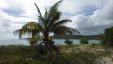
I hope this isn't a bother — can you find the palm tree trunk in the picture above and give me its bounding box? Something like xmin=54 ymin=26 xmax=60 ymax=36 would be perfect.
xmin=43 ymin=29 xmax=51 ymax=51
xmin=42 ymin=29 xmax=59 ymax=53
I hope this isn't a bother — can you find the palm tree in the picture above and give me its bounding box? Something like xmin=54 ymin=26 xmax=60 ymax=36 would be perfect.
xmin=14 ymin=1 xmax=79 ymax=53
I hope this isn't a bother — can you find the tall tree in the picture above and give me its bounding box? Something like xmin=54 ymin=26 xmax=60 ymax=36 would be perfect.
xmin=14 ymin=1 xmax=79 ymax=54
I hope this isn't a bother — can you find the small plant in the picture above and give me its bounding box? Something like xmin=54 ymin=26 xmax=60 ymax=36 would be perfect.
xmin=80 ymin=38 xmax=89 ymax=44
xmin=91 ymin=43 xmax=97 ymax=47
xmin=64 ymin=39 xmax=73 ymax=45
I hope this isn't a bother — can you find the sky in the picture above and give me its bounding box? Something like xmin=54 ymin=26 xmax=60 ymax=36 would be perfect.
xmin=0 ymin=0 xmax=113 ymax=40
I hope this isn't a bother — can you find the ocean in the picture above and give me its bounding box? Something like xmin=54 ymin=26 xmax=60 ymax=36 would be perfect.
xmin=0 ymin=39 xmax=100 ymax=45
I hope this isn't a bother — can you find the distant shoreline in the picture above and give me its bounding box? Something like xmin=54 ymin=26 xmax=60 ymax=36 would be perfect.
xmin=50 ymin=35 xmax=101 ymax=40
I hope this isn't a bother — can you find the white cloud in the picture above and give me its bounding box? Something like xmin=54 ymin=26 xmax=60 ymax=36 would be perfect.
xmin=69 ymin=0 xmax=113 ymax=35
xmin=0 ymin=0 xmax=9 ymax=9
xmin=0 ymin=0 xmax=113 ymax=40
xmin=59 ymin=0 xmax=107 ymax=15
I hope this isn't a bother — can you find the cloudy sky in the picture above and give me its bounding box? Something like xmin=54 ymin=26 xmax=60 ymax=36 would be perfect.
xmin=0 ymin=0 xmax=113 ymax=40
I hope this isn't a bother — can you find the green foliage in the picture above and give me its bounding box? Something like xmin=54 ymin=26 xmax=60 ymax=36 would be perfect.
xmin=64 ymin=39 xmax=73 ymax=45
xmin=28 ymin=36 xmax=42 ymax=46
xmin=80 ymin=38 xmax=89 ymax=44
xmin=91 ymin=43 xmax=97 ymax=47
xmin=91 ymin=43 xmax=97 ymax=45
xmin=101 ymin=26 xmax=113 ymax=46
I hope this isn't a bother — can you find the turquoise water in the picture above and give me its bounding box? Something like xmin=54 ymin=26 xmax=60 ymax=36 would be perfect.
xmin=0 ymin=39 xmax=100 ymax=45
xmin=0 ymin=39 xmax=29 ymax=45
xmin=54 ymin=39 xmax=100 ymax=45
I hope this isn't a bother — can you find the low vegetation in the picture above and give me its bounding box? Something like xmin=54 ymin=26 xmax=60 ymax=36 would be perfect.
xmin=80 ymin=38 xmax=89 ymax=44
xmin=64 ymin=39 xmax=73 ymax=45
xmin=0 ymin=45 xmax=113 ymax=64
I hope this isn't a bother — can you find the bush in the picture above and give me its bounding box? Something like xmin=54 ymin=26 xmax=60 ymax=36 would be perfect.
xmin=101 ymin=26 xmax=113 ymax=46
xmin=91 ymin=43 xmax=97 ymax=47
xmin=80 ymin=38 xmax=89 ymax=44
xmin=64 ymin=39 xmax=73 ymax=45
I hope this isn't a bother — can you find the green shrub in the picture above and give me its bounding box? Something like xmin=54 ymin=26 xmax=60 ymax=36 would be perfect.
xmin=64 ymin=39 xmax=73 ymax=45
xmin=101 ymin=26 xmax=113 ymax=46
xmin=91 ymin=43 xmax=97 ymax=47
xmin=80 ymin=38 xmax=89 ymax=44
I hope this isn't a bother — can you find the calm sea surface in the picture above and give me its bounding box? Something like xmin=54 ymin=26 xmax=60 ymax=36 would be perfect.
xmin=0 ymin=39 xmax=100 ymax=45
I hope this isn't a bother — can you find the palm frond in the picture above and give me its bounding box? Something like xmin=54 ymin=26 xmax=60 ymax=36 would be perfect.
xmin=46 ymin=1 xmax=62 ymax=26
xmin=22 ymin=22 xmax=43 ymax=30
xmin=13 ymin=29 xmax=27 ymax=38
xmin=50 ymin=26 xmax=80 ymax=35
xmin=44 ymin=8 xmax=48 ymax=20
xmin=34 ymin=3 xmax=44 ymax=25
xmin=47 ymin=11 xmax=61 ymax=27
xmin=34 ymin=3 xmax=43 ymax=18
xmin=14 ymin=22 xmax=43 ymax=38
xmin=52 ymin=19 xmax=71 ymax=26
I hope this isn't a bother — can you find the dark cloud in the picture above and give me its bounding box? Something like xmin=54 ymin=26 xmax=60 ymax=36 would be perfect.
xmin=81 ymin=6 xmax=97 ymax=16
xmin=3 ymin=8 xmax=24 ymax=17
